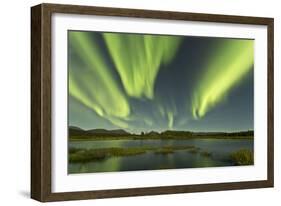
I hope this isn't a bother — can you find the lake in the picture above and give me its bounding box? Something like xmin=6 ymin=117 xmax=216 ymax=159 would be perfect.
xmin=68 ymin=138 xmax=253 ymax=174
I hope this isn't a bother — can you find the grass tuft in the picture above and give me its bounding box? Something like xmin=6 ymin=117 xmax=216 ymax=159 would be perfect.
xmin=200 ymin=151 xmax=212 ymax=157
xmin=230 ymin=149 xmax=254 ymax=165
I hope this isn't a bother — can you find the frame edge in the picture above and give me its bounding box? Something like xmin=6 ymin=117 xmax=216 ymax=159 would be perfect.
xmin=31 ymin=4 xmax=43 ymax=201
xmin=42 ymin=3 xmax=273 ymax=24
xmin=31 ymin=3 xmax=53 ymax=202
xmin=30 ymin=3 xmax=274 ymax=202
xmin=267 ymin=18 xmax=274 ymax=188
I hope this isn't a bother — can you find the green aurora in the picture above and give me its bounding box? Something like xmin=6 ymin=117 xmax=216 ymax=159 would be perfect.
xmin=103 ymin=33 xmax=182 ymax=99
xmin=68 ymin=31 xmax=254 ymax=133
xmin=191 ymin=39 xmax=254 ymax=119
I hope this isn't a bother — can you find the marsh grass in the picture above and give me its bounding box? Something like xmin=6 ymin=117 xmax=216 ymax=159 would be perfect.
xmin=69 ymin=145 xmax=197 ymax=162
xmin=187 ymin=147 xmax=201 ymax=154
xmin=69 ymin=145 xmax=252 ymax=165
xmin=230 ymin=149 xmax=254 ymax=165
xmin=200 ymin=151 xmax=212 ymax=157
xmin=154 ymin=147 xmax=174 ymax=155
xmin=69 ymin=147 xmax=148 ymax=163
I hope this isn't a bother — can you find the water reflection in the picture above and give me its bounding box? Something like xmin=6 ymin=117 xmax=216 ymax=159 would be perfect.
xmin=69 ymin=139 xmax=253 ymax=173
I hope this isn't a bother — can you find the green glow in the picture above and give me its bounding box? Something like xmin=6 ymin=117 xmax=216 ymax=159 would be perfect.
xmin=106 ymin=116 xmax=129 ymax=129
xmin=69 ymin=74 xmax=104 ymax=117
xmin=68 ymin=31 xmax=253 ymax=133
xmin=155 ymin=102 xmax=177 ymax=129
xmin=103 ymin=33 xmax=182 ymax=99
xmin=69 ymin=32 xmax=130 ymax=125
xmin=192 ymin=39 xmax=254 ymax=119
xmin=167 ymin=111 xmax=174 ymax=129
xmin=144 ymin=118 xmax=153 ymax=126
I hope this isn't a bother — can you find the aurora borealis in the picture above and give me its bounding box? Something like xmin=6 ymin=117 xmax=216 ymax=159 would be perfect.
xmin=191 ymin=39 xmax=254 ymax=119
xmin=68 ymin=31 xmax=254 ymax=133
xmin=103 ymin=33 xmax=182 ymax=99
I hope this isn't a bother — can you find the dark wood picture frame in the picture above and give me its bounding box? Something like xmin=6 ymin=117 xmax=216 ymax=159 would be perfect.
xmin=31 ymin=3 xmax=274 ymax=202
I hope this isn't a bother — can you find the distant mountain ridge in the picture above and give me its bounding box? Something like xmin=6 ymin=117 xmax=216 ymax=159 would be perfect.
xmin=87 ymin=129 xmax=130 ymax=135
xmin=69 ymin=126 xmax=130 ymax=136
xmin=69 ymin=126 xmax=83 ymax=131
xmin=69 ymin=126 xmax=253 ymax=137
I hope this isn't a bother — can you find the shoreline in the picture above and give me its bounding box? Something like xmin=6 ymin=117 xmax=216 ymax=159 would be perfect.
xmin=69 ymin=135 xmax=254 ymax=141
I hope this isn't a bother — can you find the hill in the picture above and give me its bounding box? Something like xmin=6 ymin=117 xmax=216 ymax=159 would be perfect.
xmin=69 ymin=126 xmax=130 ymax=137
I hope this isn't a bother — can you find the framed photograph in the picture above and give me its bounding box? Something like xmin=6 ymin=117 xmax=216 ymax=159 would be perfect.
xmin=31 ymin=3 xmax=274 ymax=202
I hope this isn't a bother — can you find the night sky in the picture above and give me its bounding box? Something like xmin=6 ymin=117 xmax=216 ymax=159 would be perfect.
xmin=68 ymin=30 xmax=254 ymax=133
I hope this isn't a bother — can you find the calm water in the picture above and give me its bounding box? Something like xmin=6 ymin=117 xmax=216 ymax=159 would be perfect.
xmin=68 ymin=138 xmax=253 ymax=173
